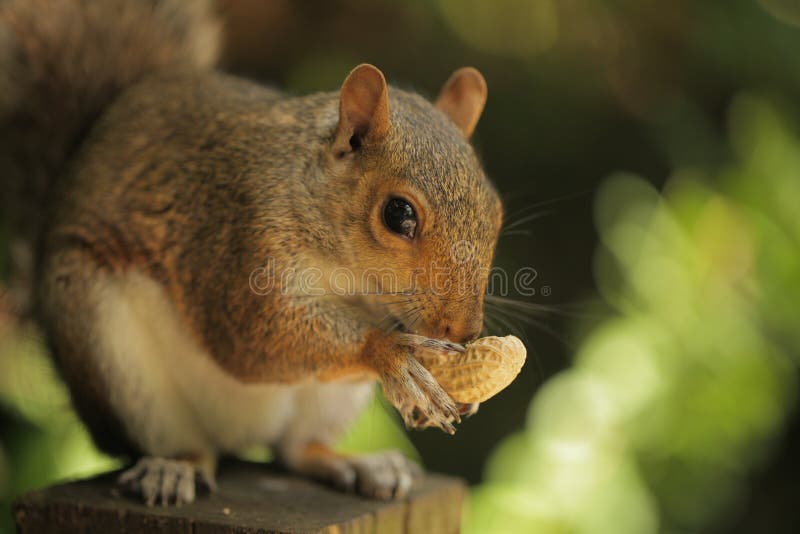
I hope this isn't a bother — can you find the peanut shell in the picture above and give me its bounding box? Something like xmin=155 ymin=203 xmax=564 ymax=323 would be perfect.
xmin=415 ymin=335 xmax=526 ymax=403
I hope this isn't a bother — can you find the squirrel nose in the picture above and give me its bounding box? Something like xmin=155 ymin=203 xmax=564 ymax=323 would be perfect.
xmin=443 ymin=316 xmax=483 ymax=344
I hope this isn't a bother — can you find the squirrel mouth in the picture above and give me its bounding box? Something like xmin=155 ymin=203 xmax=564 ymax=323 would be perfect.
xmin=384 ymin=312 xmax=412 ymax=334
xmin=393 ymin=317 xmax=410 ymax=333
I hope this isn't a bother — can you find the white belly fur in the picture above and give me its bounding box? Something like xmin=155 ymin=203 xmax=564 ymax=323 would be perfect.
xmin=92 ymin=270 xmax=375 ymax=458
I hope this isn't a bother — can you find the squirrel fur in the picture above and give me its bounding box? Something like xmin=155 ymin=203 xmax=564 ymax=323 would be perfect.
xmin=0 ymin=0 xmax=502 ymax=504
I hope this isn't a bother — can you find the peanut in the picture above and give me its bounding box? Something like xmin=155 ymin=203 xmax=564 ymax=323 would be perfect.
xmin=414 ymin=335 xmax=526 ymax=403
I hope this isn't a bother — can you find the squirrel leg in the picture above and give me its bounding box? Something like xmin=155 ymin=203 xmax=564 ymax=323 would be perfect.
xmin=275 ymin=379 xmax=421 ymax=499
xmin=118 ymin=455 xmax=217 ymax=506
xmin=40 ymin=247 xmax=218 ymax=505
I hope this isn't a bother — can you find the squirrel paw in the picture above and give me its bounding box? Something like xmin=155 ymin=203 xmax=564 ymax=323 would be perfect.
xmin=346 ymin=451 xmax=423 ymax=500
xmin=293 ymin=449 xmax=423 ymax=500
xmin=117 ymin=456 xmax=216 ymax=506
xmin=412 ymin=402 xmax=479 ymax=429
xmin=380 ymin=354 xmax=461 ymax=434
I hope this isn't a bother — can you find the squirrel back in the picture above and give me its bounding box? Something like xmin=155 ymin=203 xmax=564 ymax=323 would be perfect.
xmin=0 ymin=0 xmax=220 ymax=312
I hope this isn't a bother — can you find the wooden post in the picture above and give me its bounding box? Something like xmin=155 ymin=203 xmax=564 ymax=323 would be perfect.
xmin=13 ymin=459 xmax=466 ymax=533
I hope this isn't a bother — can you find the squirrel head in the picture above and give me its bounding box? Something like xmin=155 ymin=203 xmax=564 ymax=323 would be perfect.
xmin=320 ymin=64 xmax=502 ymax=344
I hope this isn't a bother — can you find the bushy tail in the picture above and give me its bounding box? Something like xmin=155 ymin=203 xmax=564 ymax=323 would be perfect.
xmin=0 ymin=0 xmax=220 ymax=313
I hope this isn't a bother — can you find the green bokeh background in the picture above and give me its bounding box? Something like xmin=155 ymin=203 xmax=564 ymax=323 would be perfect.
xmin=3 ymin=1 xmax=800 ymax=532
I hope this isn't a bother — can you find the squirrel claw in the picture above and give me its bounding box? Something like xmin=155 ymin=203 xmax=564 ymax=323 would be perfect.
xmin=458 ymin=402 xmax=480 ymax=418
xmin=380 ymin=354 xmax=460 ymax=434
xmin=411 ymin=402 xmax=476 ymax=431
xmin=286 ymin=449 xmax=422 ymax=500
xmin=118 ymin=456 xmax=215 ymax=506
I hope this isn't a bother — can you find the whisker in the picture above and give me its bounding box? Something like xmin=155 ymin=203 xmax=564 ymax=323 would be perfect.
xmin=501 ymin=209 xmax=554 ymax=234
xmin=481 ymin=311 xmax=505 ymax=337
xmin=485 ymin=301 xmax=572 ymax=350
xmin=485 ymin=294 xmax=594 ymax=320
xmin=501 ymin=188 xmax=593 ymax=227
xmin=483 ymin=306 xmax=528 ymax=344
xmin=484 ymin=306 xmax=551 ymax=387
xmin=393 ymin=305 xmax=421 ymax=326
xmin=498 ymin=229 xmax=532 ymax=239
xmin=406 ymin=305 xmax=425 ymax=333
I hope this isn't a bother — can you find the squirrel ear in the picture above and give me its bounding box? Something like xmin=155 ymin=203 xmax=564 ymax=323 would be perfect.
xmin=334 ymin=64 xmax=390 ymax=156
xmin=435 ymin=67 xmax=487 ymax=139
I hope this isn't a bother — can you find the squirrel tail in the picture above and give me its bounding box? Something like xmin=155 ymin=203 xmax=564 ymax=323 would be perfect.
xmin=0 ymin=0 xmax=221 ymax=315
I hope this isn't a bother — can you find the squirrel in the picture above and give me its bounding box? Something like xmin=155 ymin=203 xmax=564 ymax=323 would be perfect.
xmin=0 ymin=0 xmax=503 ymax=505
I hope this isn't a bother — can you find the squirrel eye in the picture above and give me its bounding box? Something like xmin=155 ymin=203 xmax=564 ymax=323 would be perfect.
xmin=383 ymin=197 xmax=417 ymax=239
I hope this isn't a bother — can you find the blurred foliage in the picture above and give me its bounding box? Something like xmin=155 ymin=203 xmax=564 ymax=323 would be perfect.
xmin=0 ymin=327 xmax=120 ymax=533
xmin=4 ymin=0 xmax=800 ymax=533
xmin=467 ymin=98 xmax=800 ymax=533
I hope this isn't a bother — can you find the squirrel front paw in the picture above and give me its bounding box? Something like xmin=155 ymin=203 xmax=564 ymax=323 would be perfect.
xmin=412 ymin=401 xmax=480 ymax=429
xmin=378 ymin=351 xmax=461 ymax=434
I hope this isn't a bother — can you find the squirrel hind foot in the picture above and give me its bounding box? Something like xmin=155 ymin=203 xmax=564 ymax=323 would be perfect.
xmin=117 ymin=456 xmax=216 ymax=507
xmin=284 ymin=445 xmax=423 ymax=500
xmin=346 ymin=451 xmax=423 ymax=500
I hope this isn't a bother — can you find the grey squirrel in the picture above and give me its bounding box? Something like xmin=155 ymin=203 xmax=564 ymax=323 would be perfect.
xmin=0 ymin=0 xmax=502 ymax=504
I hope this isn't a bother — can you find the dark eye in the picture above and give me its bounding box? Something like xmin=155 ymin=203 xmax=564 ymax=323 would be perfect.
xmin=383 ymin=197 xmax=417 ymax=239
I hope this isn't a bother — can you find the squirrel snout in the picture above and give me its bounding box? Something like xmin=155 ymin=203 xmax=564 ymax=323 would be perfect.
xmin=441 ymin=316 xmax=483 ymax=344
